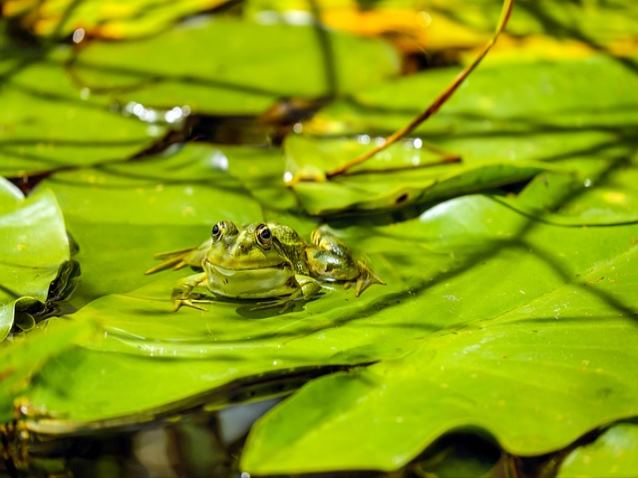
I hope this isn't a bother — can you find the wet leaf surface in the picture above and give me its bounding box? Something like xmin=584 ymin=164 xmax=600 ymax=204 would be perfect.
xmin=0 ymin=39 xmax=165 ymax=177
xmin=0 ymin=319 xmax=94 ymax=423
xmin=0 ymin=179 xmax=70 ymax=341
xmin=289 ymin=55 xmax=638 ymax=215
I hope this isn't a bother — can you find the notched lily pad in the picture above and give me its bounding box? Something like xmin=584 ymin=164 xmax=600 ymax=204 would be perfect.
xmin=0 ymin=180 xmax=74 ymax=341
xmin=284 ymin=134 xmax=563 ymax=216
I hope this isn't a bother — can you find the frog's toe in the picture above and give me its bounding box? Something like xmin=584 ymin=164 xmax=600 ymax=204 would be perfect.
xmin=354 ymin=261 xmax=385 ymax=297
xmin=172 ymin=299 xmax=208 ymax=312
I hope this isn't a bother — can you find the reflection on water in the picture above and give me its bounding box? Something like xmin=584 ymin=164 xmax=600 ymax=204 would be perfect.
xmin=20 ymin=398 xmax=281 ymax=478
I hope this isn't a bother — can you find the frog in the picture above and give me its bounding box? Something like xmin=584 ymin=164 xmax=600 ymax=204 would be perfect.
xmin=145 ymin=220 xmax=383 ymax=311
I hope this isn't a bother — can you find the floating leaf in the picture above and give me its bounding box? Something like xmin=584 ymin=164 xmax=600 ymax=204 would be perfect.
xmin=241 ymin=194 xmax=638 ymax=474
xmin=285 ymin=134 xmax=563 ymax=216
xmin=11 ymin=155 xmax=638 ymax=455
xmin=70 ymin=17 xmax=400 ymax=114
xmin=0 ymin=45 xmax=164 ymax=177
xmin=0 ymin=181 xmax=70 ymax=341
xmin=290 ymin=56 xmax=638 ymax=215
xmin=557 ymin=423 xmax=638 ymax=478
xmin=246 ymin=0 xmax=638 ymax=58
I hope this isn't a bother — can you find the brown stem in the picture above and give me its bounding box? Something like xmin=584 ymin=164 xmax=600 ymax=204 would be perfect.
xmin=326 ymin=0 xmax=515 ymax=179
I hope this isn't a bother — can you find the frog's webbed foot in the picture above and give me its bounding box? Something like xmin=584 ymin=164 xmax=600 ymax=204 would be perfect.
xmin=172 ymin=298 xmax=211 ymax=312
xmin=171 ymin=272 xmax=209 ymax=312
xmin=354 ymin=260 xmax=385 ymax=297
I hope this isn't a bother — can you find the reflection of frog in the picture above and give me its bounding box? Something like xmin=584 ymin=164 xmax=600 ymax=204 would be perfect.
xmin=146 ymin=221 xmax=383 ymax=311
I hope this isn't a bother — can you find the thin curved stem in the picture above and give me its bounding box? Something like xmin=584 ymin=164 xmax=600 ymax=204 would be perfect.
xmin=326 ymin=0 xmax=515 ymax=179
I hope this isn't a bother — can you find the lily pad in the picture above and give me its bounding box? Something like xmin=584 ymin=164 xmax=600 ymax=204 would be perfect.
xmin=290 ymin=55 xmax=638 ymax=215
xmin=285 ymin=134 xmax=565 ymax=216
xmin=557 ymin=423 xmax=638 ymax=478
xmin=246 ymin=0 xmax=638 ymax=59
xmin=11 ymin=154 xmax=638 ymax=456
xmin=0 ymin=180 xmax=71 ymax=341
xmin=241 ymin=210 xmax=638 ymax=473
xmin=70 ymin=17 xmax=400 ymax=114
xmin=0 ymin=44 xmax=164 ymax=177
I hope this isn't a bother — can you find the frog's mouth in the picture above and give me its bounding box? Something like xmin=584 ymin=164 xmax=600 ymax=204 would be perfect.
xmin=204 ymin=260 xmax=287 ymax=274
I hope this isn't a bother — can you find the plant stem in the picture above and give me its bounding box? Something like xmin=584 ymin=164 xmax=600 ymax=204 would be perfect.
xmin=326 ymin=0 xmax=515 ymax=179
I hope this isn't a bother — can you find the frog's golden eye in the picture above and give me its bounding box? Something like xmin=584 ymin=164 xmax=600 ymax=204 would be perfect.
xmin=255 ymin=224 xmax=272 ymax=249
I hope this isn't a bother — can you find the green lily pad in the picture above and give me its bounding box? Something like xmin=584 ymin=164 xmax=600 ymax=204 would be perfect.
xmin=11 ymin=154 xmax=637 ymax=454
xmin=289 ymin=55 xmax=638 ymax=215
xmin=426 ymin=0 xmax=638 ymax=49
xmin=285 ymin=134 xmax=566 ymax=216
xmin=0 ymin=180 xmax=71 ymax=341
xmin=235 ymin=157 xmax=638 ymax=473
xmin=557 ymin=423 xmax=638 ymax=478
xmin=0 ymin=44 xmax=164 ymax=177
xmin=70 ymin=17 xmax=400 ymax=114
xmin=241 ymin=222 xmax=638 ymax=473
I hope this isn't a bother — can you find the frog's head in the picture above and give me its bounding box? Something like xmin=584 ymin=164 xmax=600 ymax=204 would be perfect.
xmin=202 ymin=220 xmax=298 ymax=299
xmin=205 ymin=220 xmax=288 ymax=269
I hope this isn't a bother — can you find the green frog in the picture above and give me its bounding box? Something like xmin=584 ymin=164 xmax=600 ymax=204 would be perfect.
xmin=145 ymin=221 xmax=383 ymax=311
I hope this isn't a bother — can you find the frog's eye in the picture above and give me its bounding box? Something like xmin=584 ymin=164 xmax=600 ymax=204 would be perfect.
xmin=211 ymin=222 xmax=224 ymax=241
xmin=255 ymin=224 xmax=272 ymax=249
xmin=212 ymin=220 xmax=238 ymax=241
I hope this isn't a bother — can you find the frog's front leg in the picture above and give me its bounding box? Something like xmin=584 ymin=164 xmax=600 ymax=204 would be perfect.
xmin=295 ymin=274 xmax=322 ymax=299
xmin=171 ymin=272 xmax=209 ymax=311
